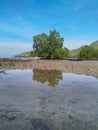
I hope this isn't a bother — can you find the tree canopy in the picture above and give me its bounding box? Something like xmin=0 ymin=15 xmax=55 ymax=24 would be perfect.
xmin=78 ymin=45 xmax=98 ymax=59
xmin=32 ymin=30 xmax=69 ymax=59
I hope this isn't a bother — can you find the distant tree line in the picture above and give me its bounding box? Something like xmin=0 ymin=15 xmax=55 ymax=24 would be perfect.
xmin=31 ymin=30 xmax=69 ymax=59
xmin=78 ymin=45 xmax=98 ymax=59
xmin=31 ymin=29 xmax=98 ymax=59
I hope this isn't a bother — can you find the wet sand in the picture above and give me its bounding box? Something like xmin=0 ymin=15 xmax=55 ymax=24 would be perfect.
xmin=0 ymin=59 xmax=98 ymax=78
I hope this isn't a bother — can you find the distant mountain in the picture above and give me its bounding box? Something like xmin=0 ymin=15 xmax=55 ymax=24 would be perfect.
xmin=15 ymin=40 xmax=98 ymax=58
xmin=90 ymin=40 xmax=98 ymax=49
xmin=69 ymin=46 xmax=83 ymax=58
xmin=70 ymin=40 xmax=98 ymax=57
xmin=14 ymin=51 xmax=32 ymax=57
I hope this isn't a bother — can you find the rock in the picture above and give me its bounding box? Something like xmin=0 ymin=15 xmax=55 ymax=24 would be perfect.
xmin=31 ymin=119 xmax=51 ymax=130
xmin=5 ymin=112 xmax=17 ymax=121
xmin=0 ymin=109 xmax=23 ymax=121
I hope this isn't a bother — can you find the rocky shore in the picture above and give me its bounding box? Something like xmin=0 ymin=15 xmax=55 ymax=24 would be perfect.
xmin=0 ymin=58 xmax=98 ymax=78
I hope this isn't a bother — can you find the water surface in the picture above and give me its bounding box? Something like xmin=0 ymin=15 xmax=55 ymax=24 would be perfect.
xmin=0 ymin=69 xmax=98 ymax=130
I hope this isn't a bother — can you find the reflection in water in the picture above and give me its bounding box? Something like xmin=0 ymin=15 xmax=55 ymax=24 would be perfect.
xmin=33 ymin=69 xmax=62 ymax=86
xmin=0 ymin=70 xmax=7 ymax=80
xmin=0 ymin=69 xmax=98 ymax=130
xmin=0 ymin=73 xmax=3 ymax=80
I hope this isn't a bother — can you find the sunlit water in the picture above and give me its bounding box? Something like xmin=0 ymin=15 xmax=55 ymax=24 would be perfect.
xmin=0 ymin=69 xmax=98 ymax=130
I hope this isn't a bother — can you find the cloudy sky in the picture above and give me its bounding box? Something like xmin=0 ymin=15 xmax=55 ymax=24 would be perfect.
xmin=0 ymin=0 xmax=98 ymax=57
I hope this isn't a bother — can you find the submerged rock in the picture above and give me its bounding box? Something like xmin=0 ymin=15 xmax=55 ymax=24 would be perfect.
xmin=31 ymin=119 xmax=51 ymax=130
xmin=0 ymin=109 xmax=23 ymax=121
xmin=23 ymin=118 xmax=51 ymax=130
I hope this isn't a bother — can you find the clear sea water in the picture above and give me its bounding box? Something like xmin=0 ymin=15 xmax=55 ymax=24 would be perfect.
xmin=0 ymin=69 xmax=98 ymax=130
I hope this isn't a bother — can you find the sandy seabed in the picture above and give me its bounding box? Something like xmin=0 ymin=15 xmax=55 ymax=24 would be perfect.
xmin=0 ymin=59 xmax=98 ymax=130
xmin=0 ymin=59 xmax=98 ymax=78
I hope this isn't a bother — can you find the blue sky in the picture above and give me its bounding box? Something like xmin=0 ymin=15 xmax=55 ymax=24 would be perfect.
xmin=0 ymin=0 xmax=98 ymax=57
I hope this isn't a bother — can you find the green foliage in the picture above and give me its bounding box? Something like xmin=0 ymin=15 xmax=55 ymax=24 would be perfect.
xmin=63 ymin=47 xmax=69 ymax=57
xmin=78 ymin=45 xmax=98 ymax=59
xmin=32 ymin=30 xmax=69 ymax=59
xmin=70 ymin=40 xmax=98 ymax=58
xmin=30 ymin=50 xmax=37 ymax=57
xmin=94 ymin=49 xmax=98 ymax=58
xmin=90 ymin=40 xmax=98 ymax=49
xmin=53 ymin=48 xmax=69 ymax=59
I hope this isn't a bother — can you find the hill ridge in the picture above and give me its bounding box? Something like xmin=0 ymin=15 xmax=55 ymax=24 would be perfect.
xmin=15 ymin=40 xmax=98 ymax=57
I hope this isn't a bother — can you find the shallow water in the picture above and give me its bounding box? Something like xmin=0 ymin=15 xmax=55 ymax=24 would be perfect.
xmin=0 ymin=69 xmax=98 ymax=130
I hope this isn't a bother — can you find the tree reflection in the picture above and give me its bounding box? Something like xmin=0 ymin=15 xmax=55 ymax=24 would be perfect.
xmin=33 ymin=69 xmax=62 ymax=87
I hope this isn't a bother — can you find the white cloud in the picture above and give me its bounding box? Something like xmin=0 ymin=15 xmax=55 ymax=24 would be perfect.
xmin=0 ymin=40 xmax=32 ymax=57
xmin=64 ymin=39 xmax=93 ymax=50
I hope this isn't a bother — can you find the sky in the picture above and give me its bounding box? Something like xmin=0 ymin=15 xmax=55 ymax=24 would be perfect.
xmin=0 ymin=0 xmax=98 ymax=57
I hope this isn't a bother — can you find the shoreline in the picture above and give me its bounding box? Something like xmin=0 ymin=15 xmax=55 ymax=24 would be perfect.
xmin=0 ymin=59 xmax=98 ymax=78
